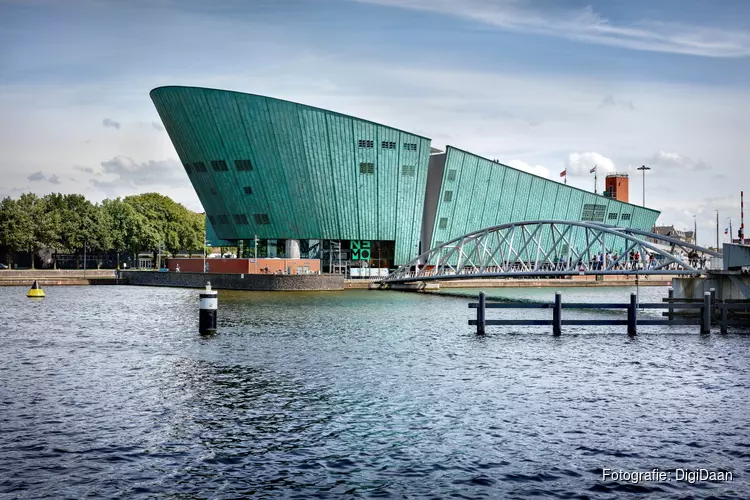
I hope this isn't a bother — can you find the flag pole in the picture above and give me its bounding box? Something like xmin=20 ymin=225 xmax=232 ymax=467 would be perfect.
xmin=594 ymin=165 xmax=598 ymax=194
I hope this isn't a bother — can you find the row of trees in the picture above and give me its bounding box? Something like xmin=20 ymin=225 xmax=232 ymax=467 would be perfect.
xmin=0 ymin=192 xmax=206 ymax=269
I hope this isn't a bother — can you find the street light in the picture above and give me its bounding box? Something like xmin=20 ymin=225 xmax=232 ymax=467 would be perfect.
xmin=637 ymin=165 xmax=651 ymax=207
xmin=715 ymin=210 xmax=719 ymax=250
xmin=693 ymin=215 xmax=697 ymax=245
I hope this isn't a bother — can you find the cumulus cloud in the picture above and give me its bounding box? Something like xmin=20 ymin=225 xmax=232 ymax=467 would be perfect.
xmin=646 ymin=151 xmax=710 ymax=171
xmin=152 ymin=121 xmax=165 ymax=131
xmin=27 ymin=171 xmax=46 ymax=182
xmin=506 ymin=159 xmax=550 ymax=179
xmin=73 ymin=165 xmax=95 ymax=174
xmin=102 ymin=118 xmax=120 ymax=130
xmin=565 ymin=152 xmax=616 ymax=175
xmin=598 ymin=94 xmax=635 ymax=111
xmin=90 ymin=156 xmax=188 ymax=194
xmin=48 ymin=174 xmax=61 ymax=184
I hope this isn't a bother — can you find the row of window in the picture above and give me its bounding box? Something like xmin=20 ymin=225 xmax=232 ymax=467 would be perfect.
xmin=207 ymin=186 xmax=253 ymax=195
xmin=436 ymin=211 xmax=634 ymax=231
xmin=607 ymin=212 xmax=632 ymax=220
xmin=358 ymin=139 xmax=419 ymax=151
xmin=208 ymin=213 xmax=271 ymax=226
xmin=184 ymin=159 xmax=254 ymax=174
xmin=359 ymin=163 xmax=418 ymax=176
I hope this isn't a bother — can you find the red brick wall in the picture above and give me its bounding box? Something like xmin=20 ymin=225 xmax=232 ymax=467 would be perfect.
xmin=167 ymin=258 xmax=320 ymax=275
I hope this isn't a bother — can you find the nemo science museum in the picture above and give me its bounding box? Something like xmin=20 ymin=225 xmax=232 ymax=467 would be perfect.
xmin=150 ymin=86 xmax=660 ymax=273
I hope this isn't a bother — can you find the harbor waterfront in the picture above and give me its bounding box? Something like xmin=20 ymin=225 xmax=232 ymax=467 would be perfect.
xmin=1 ymin=285 xmax=748 ymax=498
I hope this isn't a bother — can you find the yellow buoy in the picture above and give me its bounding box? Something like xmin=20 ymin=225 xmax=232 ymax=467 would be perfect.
xmin=27 ymin=280 xmax=45 ymax=298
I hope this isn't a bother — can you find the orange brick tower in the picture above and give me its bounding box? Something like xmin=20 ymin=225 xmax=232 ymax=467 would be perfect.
xmin=605 ymin=173 xmax=629 ymax=203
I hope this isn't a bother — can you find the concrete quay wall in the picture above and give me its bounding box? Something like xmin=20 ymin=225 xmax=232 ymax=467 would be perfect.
xmin=123 ymin=271 xmax=344 ymax=291
xmin=673 ymin=274 xmax=750 ymax=301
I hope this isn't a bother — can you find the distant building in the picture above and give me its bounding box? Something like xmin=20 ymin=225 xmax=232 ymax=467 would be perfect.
xmin=151 ymin=85 xmax=661 ymax=271
xmin=651 ymin=225 xmax=696 ymax=245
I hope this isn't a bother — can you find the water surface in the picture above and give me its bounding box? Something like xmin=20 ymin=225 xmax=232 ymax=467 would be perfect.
xmin=1 ymin=285 xmax=748 ymax=498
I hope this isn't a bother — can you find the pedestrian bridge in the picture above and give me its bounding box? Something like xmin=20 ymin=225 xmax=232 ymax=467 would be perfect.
xmin=383 ymin=220 xmax=722 ymax=284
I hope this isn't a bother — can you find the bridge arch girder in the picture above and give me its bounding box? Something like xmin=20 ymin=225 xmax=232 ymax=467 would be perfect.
xmin=384 ymin=220 xmax=721 ymax=283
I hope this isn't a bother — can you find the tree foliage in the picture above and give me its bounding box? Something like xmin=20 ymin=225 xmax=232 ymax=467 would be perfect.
xmin=0 ymin=192 xmax=206 ymax=268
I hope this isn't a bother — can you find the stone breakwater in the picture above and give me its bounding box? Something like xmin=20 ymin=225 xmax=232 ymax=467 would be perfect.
xmin=122 ymin=271 xmax=344 ymax=291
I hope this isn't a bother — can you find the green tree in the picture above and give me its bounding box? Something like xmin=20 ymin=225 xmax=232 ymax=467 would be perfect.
xmin=56 ymin=194 xmax=98 ymax=268
xmin=0 ymin=197 xmax=23 ymax=267
xmin=124 ymin=193 xmax=203 ymax=267
xmin=11 ymin=194 xmax=38 ymax=268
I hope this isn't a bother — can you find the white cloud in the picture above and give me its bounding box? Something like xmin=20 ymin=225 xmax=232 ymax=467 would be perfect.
xmin=565 ymin=152 xmax=616 ymax=175
xmin=353 ymin=0 xmax=750 ymax=57
xmin=506 ymin=159 xmax=550 ymax=179
xmin=647 ymin=151 xmax=709 ymax=171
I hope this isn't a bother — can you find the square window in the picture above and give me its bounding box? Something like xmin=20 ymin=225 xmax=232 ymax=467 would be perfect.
xmin=235 ymin=159 xmax=253 ymax=171
xmin=359 ymin=162 xmax=375 ymax=174
xmin=608 ymin=213 xmax=618 ymax=220
xmin=233 ymin=214 xmax=249 ymax=225
xmin=183 ymin=163 xmax=193 ymax=173
xmin=211 ymin=160 xmax=228 ymax=172
xmin=243 ymin=186 xmax=253 ymax=195
xmin=253 ymin=213 xmax=270 ymax=225
xmin=439 ymin=217 xmax=448 ymax=229
xmin=444 ymin=190 xmax=453 ymax=202
xmin=193 ymin=162 xmax=207 ymax=173
xmin=358 ymin=139 xmax=374 ymax=148
xmin=401 ymin=165 xmax=415 ymax=176
xmin=447 ymin=169 xmax=456 ymax=181
xmin=218 ymin=214 xmax=229 ymax=225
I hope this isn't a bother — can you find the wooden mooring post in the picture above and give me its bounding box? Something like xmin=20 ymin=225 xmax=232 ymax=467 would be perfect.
xmin=628 ymin=293 xmax=637 ymax=336
xmin=468 ymin=289 xmax=748 ymax=335
xmin=702 ymin=291 xmax=711 ymax=334
xmin=553 ymin=292 xmax=562 ymax=336
xmin=477 ymin=291 xmax=486 ymax=335
xmin=667 ymin=287 xmax=674 ymax=321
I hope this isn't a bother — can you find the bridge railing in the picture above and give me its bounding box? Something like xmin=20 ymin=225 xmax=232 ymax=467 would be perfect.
xmin=385 ymin=220 xmax=722 ymax=283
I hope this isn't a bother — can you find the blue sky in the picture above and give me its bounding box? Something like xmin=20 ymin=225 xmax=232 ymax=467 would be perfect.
xmin=1 ymin=0 xmax=749 ymax=245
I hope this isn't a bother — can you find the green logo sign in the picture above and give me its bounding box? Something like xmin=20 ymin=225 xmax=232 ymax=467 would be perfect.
xmin=351 ymin=240 xmax=371 ymax=261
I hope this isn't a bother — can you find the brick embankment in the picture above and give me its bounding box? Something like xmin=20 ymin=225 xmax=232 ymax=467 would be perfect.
xmin=123 ymin=271 xmax=344 ymax=291
xmin=0 ymin=269 xmax=119 ymax=286
xmin=435 ymin=278 xmax=672 ymax=288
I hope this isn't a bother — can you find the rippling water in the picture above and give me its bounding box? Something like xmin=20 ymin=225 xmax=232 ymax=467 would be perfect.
xmin=1 ymin=285 xmax=749 ymax=498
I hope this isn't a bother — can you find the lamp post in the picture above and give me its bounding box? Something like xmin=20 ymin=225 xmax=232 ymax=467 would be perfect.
xmin=693 ymin=215 xmax=698 ymax=245
xmin=715 ymin=210 xmax=719 ymax=250
xmin=727 ymin=217 xmax=733 ymax=245
xmin=637 ymin=165 xmax=651 ymax=207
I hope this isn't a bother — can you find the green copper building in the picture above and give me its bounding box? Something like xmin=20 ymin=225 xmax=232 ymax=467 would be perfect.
xmin=151 ymin=86 xmax=660 ymax=269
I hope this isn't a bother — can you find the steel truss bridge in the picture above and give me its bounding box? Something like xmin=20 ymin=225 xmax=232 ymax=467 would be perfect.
xmin=384 ymin=220 xmax=722 ymax=283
